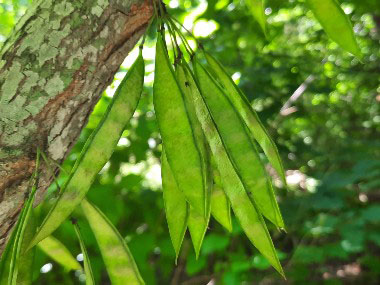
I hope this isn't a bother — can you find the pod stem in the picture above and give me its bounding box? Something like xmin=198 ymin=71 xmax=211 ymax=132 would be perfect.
xmin=153 ymin=0 xmax=159 ymax=22
xmin=166 ymin=16 xmax=194 ymax=57
xmin=169 ymin=15 xmax=200 ymax=45
xmin=31 ymin=148 xmax=41 ymax=193
xmin=140 ymin=16 xmax=156 ymax=48
xmin=40 ymin=149 xmax=62 ymax=194
xmin=153 ymin=0 xmax=163 ymax=33
xmin=165 ymin=19 xmax=182 ymax=64
xmin=27 ymin=147 xmax=41 ymax=198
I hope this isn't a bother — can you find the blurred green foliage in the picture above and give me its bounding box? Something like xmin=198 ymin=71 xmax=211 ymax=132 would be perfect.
xmin=1 ymin=0 xmax=379 ymax=283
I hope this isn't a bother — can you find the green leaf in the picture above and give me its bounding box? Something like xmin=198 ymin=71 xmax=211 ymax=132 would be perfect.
xmin=153 ymin=32 xmax=206 ymax=217
xmin=81 ymin=199 xmax=144 ymax=285
xmin=292 ymin=245 xmax=325 ymax=264
xmin=73 ymin=223 xmax=95 ymax=285
xmin=185 ymin=253 xmax=207 ymax=276
xmin=193 ymin=58 xmax=284 ymax=229
xmin=368 ymin=232 xmax=380 ymax=247
xmin=161 ymin=150 xmax=188 ymax=261
xmin=246 ymin=0 xmax=267 ymax=37
xmin=28 ymin=51 xmax=145 ymax=250
xmin=306 ymin=0 xmax=361 ymax=57
xmin=361 ymin=205 xmax=380 ymax=223
xmin=323 ymin=243 xmax=349 ymax=260
xmin=37 ymin=236 xmax=82 ymax=272
xmin=252 ymin=254 xmax=271 ymax=270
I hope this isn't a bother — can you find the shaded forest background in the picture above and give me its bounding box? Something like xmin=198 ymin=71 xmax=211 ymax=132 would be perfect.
xmin=1 ymin=0 xmax=379 ymax=283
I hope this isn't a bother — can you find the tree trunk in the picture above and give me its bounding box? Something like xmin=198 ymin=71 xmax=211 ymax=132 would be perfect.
xmin=0 ymin=0 xmax=153 ymax=254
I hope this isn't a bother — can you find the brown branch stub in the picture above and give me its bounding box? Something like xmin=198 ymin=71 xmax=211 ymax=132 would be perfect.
xmin=0 ymin=0 xmax=153 ymax=253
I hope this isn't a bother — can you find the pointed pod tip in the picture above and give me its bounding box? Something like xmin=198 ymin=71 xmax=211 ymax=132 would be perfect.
xmin=277 ymin=220 xmax=286 ymax=231
xmin=223 ymin=220 xmax=233 ymax=233
xmin=194 ymin=250 xmax=200 ymax=260
xmin=273 ymin=261 xmax=286 ymax=280
xmin=280 ymin=226 xmax=287 ymax=234
xmin=174 ymin=256 xmax=179 ymax=266
xmin=262 ymin=27 xmax=269 ymax=41
xmin=25 ymin=238 xmax=37 ymax=253
xmin=174 ymin=246 xmax=182 ymax=265
xmin=192 ymin=242 xmax=202 ymax=260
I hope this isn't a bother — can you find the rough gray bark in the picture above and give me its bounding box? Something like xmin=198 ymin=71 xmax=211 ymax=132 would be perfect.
xmin=0 ymin=0 xmax=153 ymax=253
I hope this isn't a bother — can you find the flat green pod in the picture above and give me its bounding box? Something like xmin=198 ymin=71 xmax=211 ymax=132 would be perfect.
xmin=193 ymin=59 xmax=284 ymax=229
xmin=210 ymin=167 xmax=232 ymax=232
xmin=153 ymin=33 xmax=206 ymax=217
xmin=161 ymin=150 xmax=188 ymax=261
xmin=7 ymin=151 xmax=40 ymax=285
xmin=176 ymin=63 xmax=210 ymax=218
xmin=38 ymin=236 xmax=82 ymax=272
xmin=74 ymin=223 xmax=95 ymax=285
xmin=208 ymin=156 xmax=232 ymax=232
xmin=177 ymin=63 xmax=213 ymax=257
xmin=16 ymin=210 xmax=37 ymax=285
xmin=179 ymin=64 xmax=232 ymax=233
xmin=211 ymin=185 xmax=232 ymax=232
xmin=2 ymin=213 xmax=29 ymax=285
xmin=0 ymin=209 xmax=36 ymax=285
xmin=28 ymin=51 xmax=145 ymax=250
xmin=183 ymin=60 xmax=284 ymax=276
xmin=306 ymin=0 xmax=361 ymax=57
xmin=81 ymin=199 xmax=144 ymax=285
xmin=0 ymin=218 xmax=19 ymax=285
xmin=188 ymin=205 xmax=210 ymax=259
xmin=246 ymin=0 xmax=267 ymax=37
xmin=204 ymin=51 xmax=286 ymax=187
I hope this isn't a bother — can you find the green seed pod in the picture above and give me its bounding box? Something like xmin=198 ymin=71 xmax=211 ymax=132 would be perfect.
xmin=204 ymin=51 xmax=286 ymax=187
xmin=193 ymin=58 xmax=284 ymax=229
xmin=185 ymin=59 xmax=284 ymax=277
xmin=82 ymin=199 xmax=144 ymax=285
xmin=306 ymin=0 xmax=361 ymax=57
xmin=16 ymin=210 xmax=37 ymax=285
xmin=153 ymin=33 xmax=206 ymax=217
xmin=28 ymin=51 xmax=145 ymax=250
xmin=0 ymin=151 xmax=40 ymax=285
xmin=210 ymin=166 xmax=232 ymax=232
xmin=161 ymin=149 xmax=188 ymax=261
xmin=73 ymin=223 xmax=95 ymax=285
xmin=176 ymin=62 xmax=212 ymax=257
xmin=187 ymin=205 xmax=210 ymax=259
xmin=37 ymin=236 xmax=82 ymax=272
